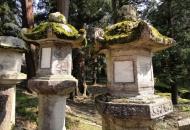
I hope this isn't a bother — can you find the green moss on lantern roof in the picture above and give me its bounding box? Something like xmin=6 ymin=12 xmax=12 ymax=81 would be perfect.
xmin=51 ymin=22 xmax=79 ymax=39
xmin=23 ymin=22 xmax=49 ymax=40
xmin=22 ymin=22 xmax=80 ymax=40
xmin=103 ymin=20 xmax=142 ymax=44
xmin=21 ymin=12 xmax=85 ymax=42
xmin=99 ymin=19 xmax=174 ymax=48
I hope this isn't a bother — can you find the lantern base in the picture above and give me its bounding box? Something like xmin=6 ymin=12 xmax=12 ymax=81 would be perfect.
xmin=95 ymin=94 xmax=173 ymax=130
xmin=28 ymin=75 xmax=77 ymax=96
xmin=95 ymin=94 xmax=173 ymax=120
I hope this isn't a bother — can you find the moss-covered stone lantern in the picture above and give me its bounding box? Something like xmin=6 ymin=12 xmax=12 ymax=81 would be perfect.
xmin=95 ymin=5 xmax=175 ymax=130
xmin=21 ymin=12 xmax=86 ymax=130
xmin=0 ymin=36 xmax=27 ymax=130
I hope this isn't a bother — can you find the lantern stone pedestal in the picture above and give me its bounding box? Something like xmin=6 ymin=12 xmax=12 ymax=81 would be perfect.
xmin=0 ymin=36 xmax=27 ymax=130
xmin=22 ymin=12 xmax=86 ymax=130
xmin=28 ymin=75 xmax=77 ymax=130
xmin=95 ymin=5 xmax=175 ymax=130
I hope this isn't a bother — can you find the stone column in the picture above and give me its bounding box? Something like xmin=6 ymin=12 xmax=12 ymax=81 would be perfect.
xmin=0 ymin=87 xmax=15 ymax=130
xmin=0 ymin=36 xmax=27 ymax=130
xmin=38 ymin=95 xmax=67 ymax=130
xmin=27 ymin=44 xmax=78 ymax=130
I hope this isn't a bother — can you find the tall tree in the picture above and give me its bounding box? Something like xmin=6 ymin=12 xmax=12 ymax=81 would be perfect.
xmin=21 ymin=0 xmax=36 ymax=87
xmin=148 ymin=0 xmax=190 ymax=104
xmin=0 ymin=0 xmax=20 ymax=36
xmin=56 ymin=0 xmax=70 ymax=19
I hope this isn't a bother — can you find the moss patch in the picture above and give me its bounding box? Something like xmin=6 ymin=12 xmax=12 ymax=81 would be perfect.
xmin=97 ymin=19 xmax=174 ymax=48
xmin=23 ymin=22 xmax=81 ymax=40
xmin=52 ymin=23 xmax=79 ymax=39
xmin=23 ymin=22 xmax=49 ymax=40
xmin=150 ymin=26 xmax=174 ymax=44
xmin=102 ymin=20 xmax=141 ymax=45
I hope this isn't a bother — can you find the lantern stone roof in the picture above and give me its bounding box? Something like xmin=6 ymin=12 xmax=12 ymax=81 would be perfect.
xmin=0 ymin=36 xmax=27 ymax=52
xmin=96 ymin=5 xmax=175 ymax=52
xmin=21 ymin=12 xmax=86 ymax=47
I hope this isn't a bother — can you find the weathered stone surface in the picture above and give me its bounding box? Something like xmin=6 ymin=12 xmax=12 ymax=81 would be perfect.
xmin=49 ymin=12 xmax=67 ymax=24
xmin=0 ymin=49 xmax=26 ymax=87
xmin=36 ymin=44 xmax=72 ymax=76
xmin=0 ymin=87 xmax=16 ymax=130
xmin=38 ymin=95 xmax=67 ymax=130
xmin=178 ymin=118 xmax=190 ymax=130
xmin=96 ymin=94 xmax=173 ymax=120
xmin=0 ymin=38 xmax=26 ymax=130
xmin=28 ymin=75 xmax=77 ymax=96
xmin=105 ymin=48 xmax=154 ymax=97
xmin=0 ymin=36 xmax=27 ymax=52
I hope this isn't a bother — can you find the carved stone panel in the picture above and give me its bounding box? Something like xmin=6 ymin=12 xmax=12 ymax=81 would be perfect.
xmin=52 ymin=61 xmax=68 ymax=75
xmin=51 ymin=46 xmax=72 ymax=75
xmin=114 ymin=61 xmax=134 ymax=83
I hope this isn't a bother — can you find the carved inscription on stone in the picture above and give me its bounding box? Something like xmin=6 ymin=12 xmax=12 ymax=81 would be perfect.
xmin=53 ymin=46 xmax=70 ymax=60
xmin=151 ymin=102 xmax=173 ymax=118
xmin=51 ymin=46 xmax=72 ymax=75
xmin=52 ymin=61 xmax=68 ymax=75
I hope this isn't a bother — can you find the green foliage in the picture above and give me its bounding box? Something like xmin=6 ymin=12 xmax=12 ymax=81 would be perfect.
xmin=16 ymin=89 xmax=38 ymax=122
xmin=149 ymin=0 xmax=190 ymax=87
xmin=69 ymin=0 xmax=112 ymax=28
xmin=0 ymin=0 xmax=21 ymax=36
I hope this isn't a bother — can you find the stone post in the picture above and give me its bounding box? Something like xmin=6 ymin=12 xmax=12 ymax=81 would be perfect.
xmin=95 ymin=5 xmax=175 ymax=130
xmin=21 ymin=12 xmax=86 ymax=130
xmin=0 ymin=36 xmax=27 ymax=130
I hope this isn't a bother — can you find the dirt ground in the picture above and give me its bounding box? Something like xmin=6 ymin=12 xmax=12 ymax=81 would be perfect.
xmin=14 ymin=84 xmax=190 ymax=130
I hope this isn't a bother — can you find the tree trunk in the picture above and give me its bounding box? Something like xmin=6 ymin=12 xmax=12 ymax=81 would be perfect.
xmin=21 ymin=0 xmax=35 ymax=93
xmin=21 ymin=0 xmax=34 ymax=28
xmin=171 ymin=81 xmax=178 ymax=105
xmin=56 ymin=0 xmax=70 ymax=20
xmin=112 ymin=0 xmax=117 ymax=23
xmin=55 ymin=1 xmax=88 ymax=97
xmin=72 ymin=49 xmax=88 ymax=97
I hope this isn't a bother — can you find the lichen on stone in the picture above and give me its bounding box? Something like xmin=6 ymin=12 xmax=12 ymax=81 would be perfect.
xmin=102 ymin=20 xmax=142 ymax=45
xmin=0 ymin=36 xmax=27 ymax=52
xmin=97 ymin=19 xmax=175 ymax=49
xmin=22 ymin=13 xmax=82 ymax=40
xmin=149 ymin=25 xmax=174 ymax=44
xmin=49 ymin=12 xmax=67 ymax=24
xmin=23 ymin=22 xmax=49 ymax=40
xmin=51 ymin=22 xmax=79 ymax=39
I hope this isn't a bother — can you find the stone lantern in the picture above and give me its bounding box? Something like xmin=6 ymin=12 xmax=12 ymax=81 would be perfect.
xmin=95 ymin=5 xmax=175 ymax=130
xmin=0 ymin=36 xmax=27 ymax=130
xmin=21 ymin=12 xmax=86 ymax=130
